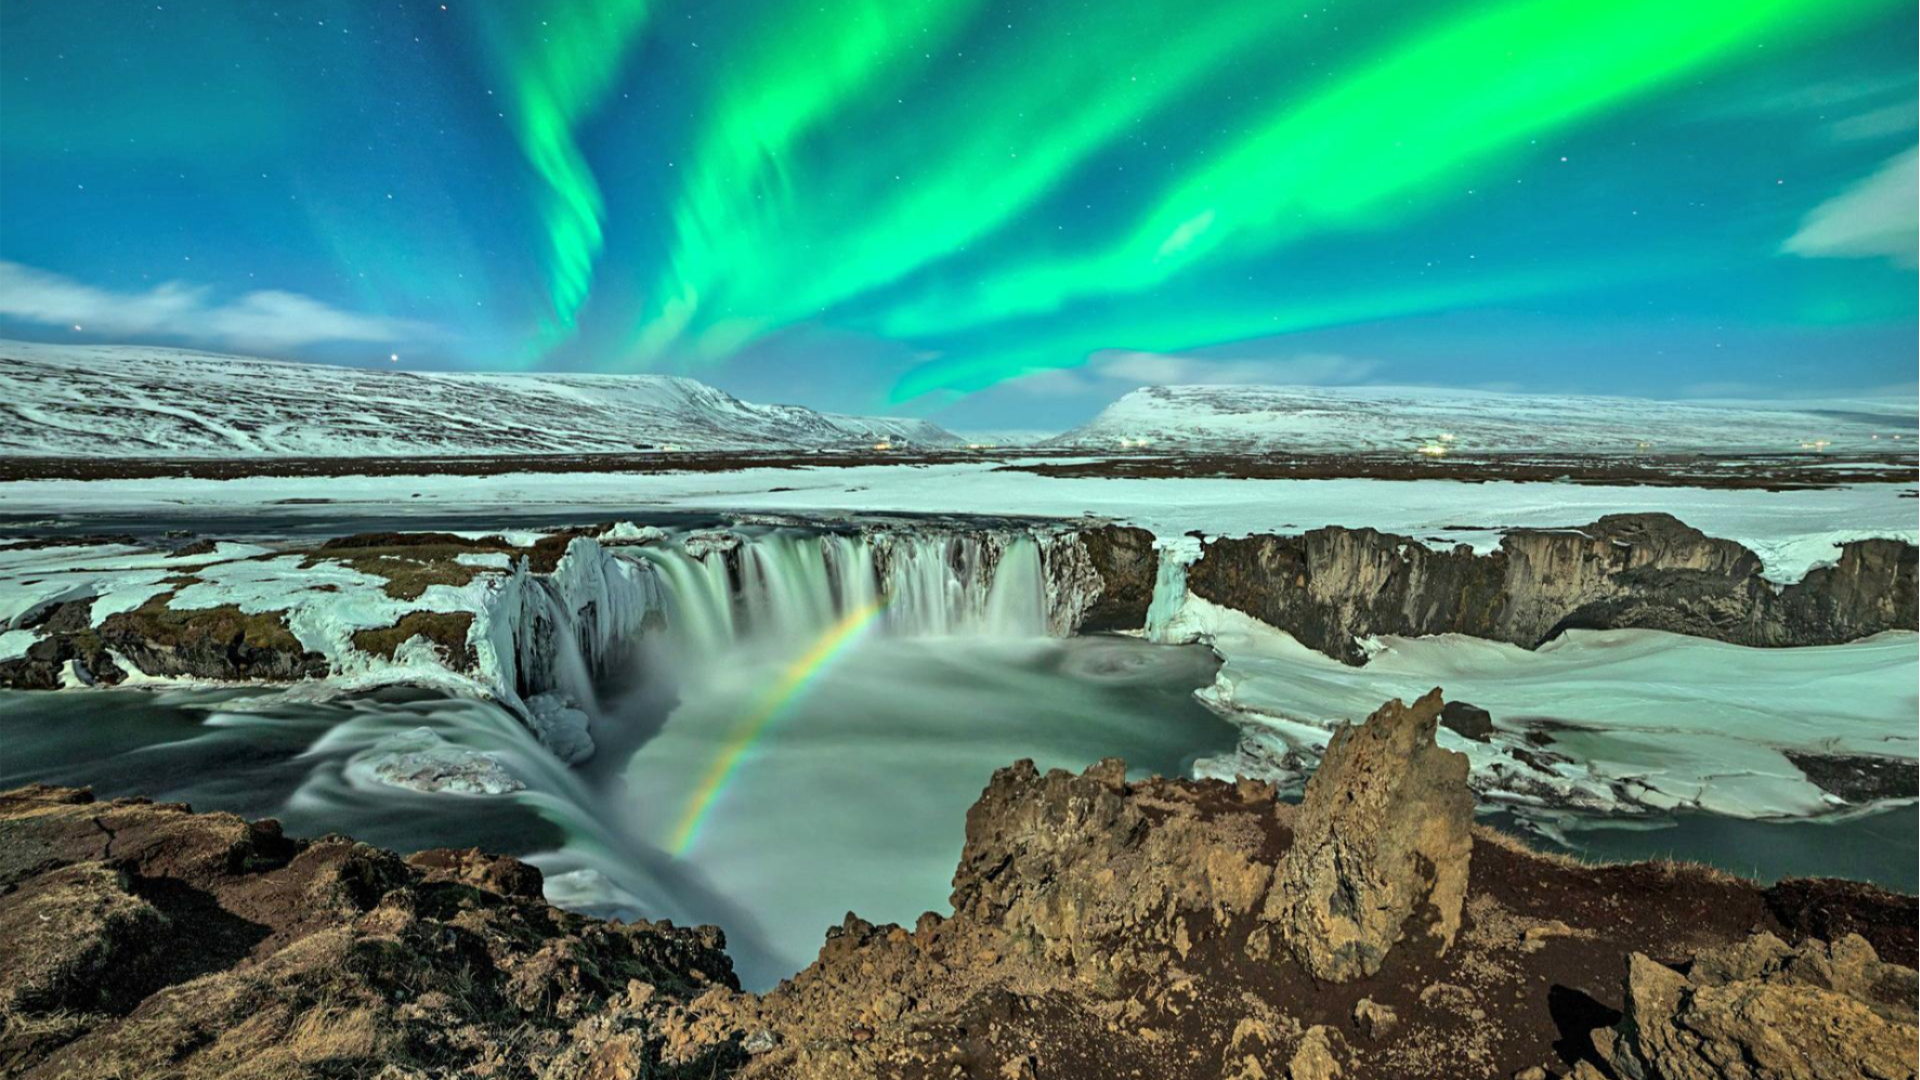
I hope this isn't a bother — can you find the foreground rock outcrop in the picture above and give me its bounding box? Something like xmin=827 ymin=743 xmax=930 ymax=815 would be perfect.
xmin=1594 ymin=934 xmax=1918 ymax=1080
xmin=0 ymin=785 xmax=740 ymax=1079
xmin=3 ymin=693 xmax=1914 ymax=1079
xmin=1187 ymin=513 xmax=1918 ymax=663
xmin=1272 ymin=689 xmax=1473 ymax=982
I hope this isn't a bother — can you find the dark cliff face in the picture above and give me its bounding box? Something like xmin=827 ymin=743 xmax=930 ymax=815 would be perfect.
xmin=1073 ymin=524 xmax=1160 ymax=632
xmin=1188 ymin=513 xmax=1918 ymax=665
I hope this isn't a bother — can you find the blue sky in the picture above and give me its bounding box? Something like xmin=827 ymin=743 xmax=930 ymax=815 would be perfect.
xmin=2 ymin=0 xmax=1914 ymax=427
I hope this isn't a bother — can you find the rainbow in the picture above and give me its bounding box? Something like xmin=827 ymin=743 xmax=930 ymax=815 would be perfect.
xmin=669 ymin=598 xmax=888 ymax=854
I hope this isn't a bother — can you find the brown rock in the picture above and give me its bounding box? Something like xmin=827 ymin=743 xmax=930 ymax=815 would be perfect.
xmin=1266 ymin=689 xmax=1473 ymax=981
xmin=1351 ymin=997 xmax=1399 ymax=1039
xmin=1599 ymin=938 xmax=1920 ymax=1080
xmin=0 ymin=861 xmax=166 ymax=1013
xmin=0 ymin=784 xmax=738 ymax=1079
xmin=1287 ymin=1025 xmax=1344 ymax=1080
xmin=1071 ymin=524 xmax=1160 ymax=632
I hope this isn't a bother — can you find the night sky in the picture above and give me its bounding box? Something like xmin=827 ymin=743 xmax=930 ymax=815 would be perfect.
xmin=2 ymin=0 xmax=1915 ymax=426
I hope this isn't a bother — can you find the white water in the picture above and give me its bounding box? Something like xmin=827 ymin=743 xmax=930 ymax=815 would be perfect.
xmin=628 ymin=529 xmax=1055 ymax=655
xmin=293 ymin=523 xmax=1225 ymax=986
xmin=475 ymin=526 xmax=1085 ymax=765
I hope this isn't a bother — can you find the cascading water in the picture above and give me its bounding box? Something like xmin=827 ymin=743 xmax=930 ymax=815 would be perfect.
xmin=410 ymin=521 xmax=1219 ymax=985
xmin=476 ymin=526 xmax=1080 ymax=771
xmin=1144 ymin=535 xmax=1203 ymax=644
xmin=629 ymin=527 xmax=1056 ymax=657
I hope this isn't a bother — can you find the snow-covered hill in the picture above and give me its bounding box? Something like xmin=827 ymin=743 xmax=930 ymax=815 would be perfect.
xmin=0 ymin=342 xmax=960 ymax=457
xmin=1048 ymin=384 xmax=1917 ymax=455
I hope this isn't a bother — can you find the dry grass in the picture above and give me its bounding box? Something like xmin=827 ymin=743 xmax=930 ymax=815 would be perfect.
xmin=349 ymin=611 xmax=477 ymax=667
xmin=305 ymin=533 xmax=525 ymax=601
xmin=100 ymin=592 xmax=303 ymax=652
xmin=320 ymin=552 xmax=483 ymax=601
xmin=1471 ymin=823 xmax=1746 ymax=885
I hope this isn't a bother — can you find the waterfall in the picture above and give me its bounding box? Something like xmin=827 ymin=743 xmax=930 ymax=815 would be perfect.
xmin=633 ymin=526 xmax=1060 ymax=654
xmin=480 ymin=537 xmax=662 ymax=763
xmin=475 ymin=524 xmax=1104 ymax=761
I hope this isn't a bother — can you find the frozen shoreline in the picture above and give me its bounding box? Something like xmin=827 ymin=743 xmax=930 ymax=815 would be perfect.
xmin=5 ymin=468 xmax=1913 ymax=837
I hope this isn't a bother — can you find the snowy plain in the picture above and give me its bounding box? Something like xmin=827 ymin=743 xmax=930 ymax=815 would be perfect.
xmin=3 ymin=461 xmax=1912 ymax=583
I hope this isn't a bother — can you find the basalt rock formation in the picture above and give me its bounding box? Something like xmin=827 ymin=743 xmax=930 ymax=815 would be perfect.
xmin=1592 ymin=934 xmax=1918 ymax=1080
xmin=3 ymin=695 xmax=1916 ymax=1079
xmin=1271 ymin=689 xmax=1473 ymax=982
xmin=0 ymin=784 xmax=739 ymax=1079
xmin=1187 ymin=513 xmax=1919 ymax=664
xmin=1071 ymin=524 xmax=1160 ymax=632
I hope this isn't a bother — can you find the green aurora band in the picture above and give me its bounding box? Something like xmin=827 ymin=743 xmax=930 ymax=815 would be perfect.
xmin=480 ymin=0 xmax=651 ymax=350
xmin=627 ymin=0 xmax=1333 ymax=366
xmin=879 ymin=0 xmax=1896 ymax=400
xmin=6 ymin=0 xmax=1904 ymax=409
xmin=632 ymin=0 xmax=984 ymax=365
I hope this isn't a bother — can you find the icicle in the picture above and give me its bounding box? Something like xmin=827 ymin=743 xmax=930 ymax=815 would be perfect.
xmin=1144 ymin=535 xmax=1203 ymax=643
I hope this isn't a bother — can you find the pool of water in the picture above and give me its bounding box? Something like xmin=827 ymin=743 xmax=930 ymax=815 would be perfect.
xmin=0 ymin=632 xmax=1236 ymax=988
xmin=1493 ymin=807 xmax=1919 ymax=891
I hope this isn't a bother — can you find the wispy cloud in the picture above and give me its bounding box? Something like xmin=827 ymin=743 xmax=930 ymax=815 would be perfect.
xmin=0 ymin=260 xmax=433 ymax=350
xmin=1824 ymin=102 xmax=1918 ymax=144
xmin=1690 ymin=73 xmax=1917 ymax=144
xmin=1781 ymin=148 xmax=1919 ymax=269
xmin=1011 ymin=349 xmax=1380 ymax=396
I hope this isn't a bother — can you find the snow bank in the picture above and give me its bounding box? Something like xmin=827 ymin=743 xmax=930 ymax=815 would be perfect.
xmin=1159 ymin=595 xmax=1918 ymax=824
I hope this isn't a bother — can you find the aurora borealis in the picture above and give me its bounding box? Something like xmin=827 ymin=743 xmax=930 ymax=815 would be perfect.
xmin=2 ymin=0 xmax=1914 ymax=425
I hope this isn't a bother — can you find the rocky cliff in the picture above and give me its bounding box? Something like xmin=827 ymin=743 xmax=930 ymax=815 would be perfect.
xmin=5 ymin=515 xmax=1911 ymax=691
xmin=4 ymin=693 xmax=1913 ymax=1080
xmin=1187 ymin=513 xmax=1918 ymax=664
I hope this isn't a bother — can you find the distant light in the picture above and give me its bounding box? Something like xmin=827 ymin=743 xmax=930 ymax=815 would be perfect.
xmin=1416 ymin=442 xmax=1449 ymax=458
xmin=389 ymin=353 xmax=399 ymax=362
xmin=71 ymin=324 xmax=84 ymax=332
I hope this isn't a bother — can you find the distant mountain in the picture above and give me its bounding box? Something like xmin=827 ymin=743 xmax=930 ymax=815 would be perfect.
xmin=0 ymin=342 xmax=960 ymax=457
xmin=1047 ymin=384 xmax=1917 ymax=455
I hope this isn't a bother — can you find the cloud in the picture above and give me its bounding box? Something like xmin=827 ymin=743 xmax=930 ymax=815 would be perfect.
xmin=1781 ymin=148 xmax=1919 ymax=269
xmin=0 ymin=260 xmax=432 ymax=350
xmin=1006 ymin=349 xmax=1380 ymax=396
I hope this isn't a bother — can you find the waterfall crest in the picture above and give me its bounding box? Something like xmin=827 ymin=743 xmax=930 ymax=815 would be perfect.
xmin=484 ymin=524 xmax=1112 ymax=760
